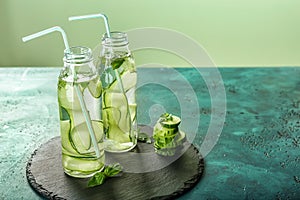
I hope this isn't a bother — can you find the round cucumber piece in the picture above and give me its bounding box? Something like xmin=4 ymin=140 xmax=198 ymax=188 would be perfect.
xmin=60 ymin=120 xmax=79 ymax=155
xmin=88 ymin=77 xmax=102 ymax=98
xmin=70 ymin=120 xmax=104 ymax=154
xmin=58 ymin=81 xmax=81 ymax=110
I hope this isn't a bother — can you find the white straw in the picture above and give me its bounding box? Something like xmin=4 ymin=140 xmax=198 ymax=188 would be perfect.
xmin=22 ymin=26 xmax=70 ymax=50
xmin=74 ymin=85 xmax=101 ymax=158
xmin=22 ymin=26 xmax=101 ymax=158
xmin=69 ymin=13 xmax=111 ymax=38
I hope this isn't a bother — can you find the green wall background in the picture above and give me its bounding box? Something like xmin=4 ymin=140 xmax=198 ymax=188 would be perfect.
xmin=1 ymin=0 xmax=299 ymax=67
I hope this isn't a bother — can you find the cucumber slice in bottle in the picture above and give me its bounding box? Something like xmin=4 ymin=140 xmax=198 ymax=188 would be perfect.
xmin=62 ymin=155 xmax=103 ymax=172
xmin=59 ymin=106 xmax=70 ymax=121
xmin=120 ymin=71 xmax=137 ymax=92
xmin=58 ymin=81 xmax=81 ymax=110
xmin=92 ymin=120 xmax=104 ymax=142
xmin=88 ymin=77 xmax=102 ymax=98
xmin=107 ymin=124 xmax=131 ymax=143
xmin=70 ymin=120 xmax=105 ymax=154
xmin=104 ymin=92 xmax=128 ymax=112
xmin=69 ymin=110 xmax=86 ymax=129
xmin=104 ymin=92 xmax=131 ymax=128
xmin=60 ymin=120 xmax=78 ymax=155
xmin=103 ymin=106 xmax=130 ymax=142
xmin=129 ymin=103 xmax=137 ymax=122
xmin=103 ymin=107 xmax=121 ymax=125
xmin=71 ymin=122 xmax=92 ymax=153
xmin=103 ymin=70 xmax=136 ymax=93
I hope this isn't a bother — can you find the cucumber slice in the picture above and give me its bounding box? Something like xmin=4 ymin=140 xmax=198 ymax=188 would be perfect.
xmin=59 ymin=106 xmax=70 ymax=121
xmin=120 ymin=71 xmax=137 ymax=92
xmin=103 ymin=92 xmax=131 ymax=130
xmin=103 ymin=92 xmax=132 ymax=142
xmin=154 ymin=131 xmax=186 ymax=156
xmin=103 ymin=106 xmax=131 ymax=142
xmin=93 ymin=120 xmax=104 ymax=142
xmin=124 ymin=56 xmax=135 ymax=72
xmin=70 ymin=121 xmax=104 ymax=154
xmin=71 ymin=122 xmax=91 ymax=153
xmin=104 ymin=92 xmax=128 ymax=113
xmin=103 ymin=107 xmax=121 ymax=125
xmin=106 ymin=124 xmax=131 ymax=143
xmin=159 ymin=114 xmax=181 ymax=128
xmin=153 ymin=113 xmax=184 ymax=156
xmin=103 ymin=70 xmax=136 ymax=93
xmin=58 ymin=81 xmax=81 ymax=110
xmin=62 ymin=154 xmax=103 ymax=172
xmin=60 ymin=120 xmax=78 ymax=155
xmin=88 ymin=77 xmax=102 ymax=98
xmin=69 ymin=110 xmax=86 ymax=129
xmin=129 ymin=103 xmax=137 ymax=122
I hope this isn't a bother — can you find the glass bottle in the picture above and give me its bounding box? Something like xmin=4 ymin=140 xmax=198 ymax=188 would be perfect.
xmin=99 ymin=31 xmax=137 ymax=152
xmin=58 ymin=46 xmax=105 ymax=178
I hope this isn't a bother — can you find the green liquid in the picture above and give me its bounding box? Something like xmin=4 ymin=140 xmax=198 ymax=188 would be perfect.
xmin=58 ymin=74 xmax=105 ymax=178
xmin=101 ymin=54 xmax=137 ymax=152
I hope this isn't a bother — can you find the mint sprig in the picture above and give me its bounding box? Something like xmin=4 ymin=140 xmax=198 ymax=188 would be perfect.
xmin=88 ymin=172 xmax=106 ymax=187
xmin=88 ymin=163 xmax=123 ymax=187
xmin=111 ymin=58 xmax=125 ymax=70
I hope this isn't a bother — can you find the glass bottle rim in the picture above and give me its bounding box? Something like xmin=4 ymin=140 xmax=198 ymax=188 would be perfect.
xmin=63 ymin=46 xmax=93 ymax=64
xmin=102 ymin=31 xmax=129 ymax=47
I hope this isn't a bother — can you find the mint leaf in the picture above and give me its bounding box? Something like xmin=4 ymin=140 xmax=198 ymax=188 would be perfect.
xmin=87 ymin=163 xmax=123 ymax=187
xmin=138 ymin=132 xmax=152 ymax=144
xmin=111 ymin=58 xmax=125 ymax=70
xmin=88 ymin=173 xmax=106 ymax=187
xmin=104 ymin=163 xmax=123 ymax=177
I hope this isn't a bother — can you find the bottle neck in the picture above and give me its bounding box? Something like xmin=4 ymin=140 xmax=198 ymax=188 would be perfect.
xmin=62 ymin=46 xmax=97 ymax=82
xmin=64 ymin=46 xmax=93 ymax=64
xmin=102 ymin=31 xmax=129 ymax=48
xmin=101 ymin=31 xmax=130 ymax=56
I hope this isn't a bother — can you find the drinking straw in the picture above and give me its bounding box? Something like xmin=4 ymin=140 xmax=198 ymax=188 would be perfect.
xmin=69 ymin=13 xmax=111 ymax=38
xmin=22 ymin=26 xmax=101 ymax=158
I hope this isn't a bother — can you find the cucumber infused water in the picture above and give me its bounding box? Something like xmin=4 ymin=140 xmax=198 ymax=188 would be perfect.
xmin=101 ymin=52 xmax=137 ymax=152
xmin=22 ymin=27 xmax=105 ymax=178
xmin=99 ymin=31 xmax=137 ymax=152
xmin=58 ymin=46 xmax=105 ymax=177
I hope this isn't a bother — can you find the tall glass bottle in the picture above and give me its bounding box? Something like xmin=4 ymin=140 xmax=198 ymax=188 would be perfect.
xmin=99 ymin=31 xmax=137 ymax=152
xmin=58 ymin=46 xmax=105 ymax=178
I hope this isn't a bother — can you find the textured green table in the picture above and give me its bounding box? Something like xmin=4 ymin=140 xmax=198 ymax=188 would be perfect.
xmin=0 ymin=67 xmax=299 ymax=199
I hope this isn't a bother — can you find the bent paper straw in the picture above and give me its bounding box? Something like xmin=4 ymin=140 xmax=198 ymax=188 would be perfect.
xmin=22 ymin=26 xmax=101 ymax=158
xmin=69 ymin=13 xmax=111 ymax=38
xmin=22 ymin=26 xmax=70 ymax=49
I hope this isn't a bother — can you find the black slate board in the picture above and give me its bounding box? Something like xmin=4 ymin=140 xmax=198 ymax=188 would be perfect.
xmin=26 ymin=126 xmax=204 ymax=200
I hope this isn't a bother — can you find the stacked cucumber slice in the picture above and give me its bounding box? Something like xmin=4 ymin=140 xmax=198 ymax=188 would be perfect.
xmin=153 ymin=113 xmax=186 ymax=156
